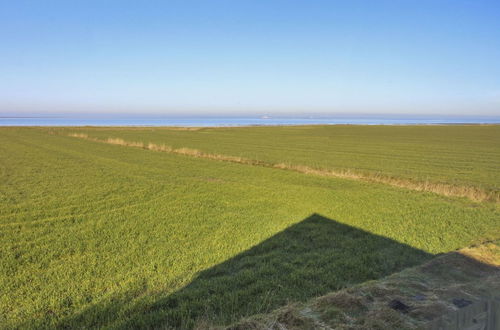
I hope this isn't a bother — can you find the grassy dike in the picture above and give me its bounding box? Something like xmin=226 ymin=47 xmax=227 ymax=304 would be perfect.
xmin=1 ymin=127 xmax=499 ymax=328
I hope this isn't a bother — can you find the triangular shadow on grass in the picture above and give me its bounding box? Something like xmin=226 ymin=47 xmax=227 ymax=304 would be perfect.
xmin=58 ymin=213 xmax=434 ymax=329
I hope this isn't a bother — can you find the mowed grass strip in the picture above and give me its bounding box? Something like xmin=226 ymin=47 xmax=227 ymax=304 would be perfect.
xmin=0 ymin=128 xmax=499 ymax=328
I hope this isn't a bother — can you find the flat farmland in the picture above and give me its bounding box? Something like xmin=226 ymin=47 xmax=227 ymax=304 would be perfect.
xmin=1 ymin=127 xmax=499 ymax=328
xmin=65 ymin=125 xmax=500 ymax=201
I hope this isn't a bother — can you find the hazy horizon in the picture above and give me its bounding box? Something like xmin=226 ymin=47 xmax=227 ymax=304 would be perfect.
xmin=2 ymin=112 xmax=500 ymax=119
xmin=1 ymin=0 xmax=499 ymax=116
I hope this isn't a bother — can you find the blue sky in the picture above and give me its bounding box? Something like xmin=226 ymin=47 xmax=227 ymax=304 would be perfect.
xmin=1 ymin=0 xmax=499 ymax=116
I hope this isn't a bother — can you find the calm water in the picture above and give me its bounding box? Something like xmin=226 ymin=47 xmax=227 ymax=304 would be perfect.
xmin=1 ymin=115 xmax=499 ymax=126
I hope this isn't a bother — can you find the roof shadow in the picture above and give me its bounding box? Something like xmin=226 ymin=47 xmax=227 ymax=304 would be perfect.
xmin=123 ymin=214 xmax=432 ymax=328
xmin=56 ymin=213 xmax=433 ymax=329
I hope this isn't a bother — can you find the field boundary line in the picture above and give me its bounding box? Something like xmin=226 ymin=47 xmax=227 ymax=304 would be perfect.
xmin=66 ymin=133 xmax=499 ymax=203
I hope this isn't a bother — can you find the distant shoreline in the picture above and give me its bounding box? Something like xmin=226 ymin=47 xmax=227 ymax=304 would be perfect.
xmin=1 ymin=123 xmax=499 ymax=128
xmin=1 ymin=115 xmax=499 ymax=127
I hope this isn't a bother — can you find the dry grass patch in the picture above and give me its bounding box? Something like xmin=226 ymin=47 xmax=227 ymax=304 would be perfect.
xmin=68 ymin=132 xmax=89 ymax=139
xmin=459 ymin=242 xmax=500 ymax=267
xmin=147 ymin=142 xmax=172 ymax=152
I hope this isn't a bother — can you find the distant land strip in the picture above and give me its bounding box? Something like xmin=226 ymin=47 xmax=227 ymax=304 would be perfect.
xmin=67 ymin=132 xmax=499 ymax=203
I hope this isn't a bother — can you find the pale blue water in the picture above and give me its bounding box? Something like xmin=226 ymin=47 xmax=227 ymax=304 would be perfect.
xmin=1 ymin=115 xmax=499 ymax=126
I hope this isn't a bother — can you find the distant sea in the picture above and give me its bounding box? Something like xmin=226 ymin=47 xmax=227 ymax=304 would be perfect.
xmin=1 ymin=115 xmax=499 ymax=127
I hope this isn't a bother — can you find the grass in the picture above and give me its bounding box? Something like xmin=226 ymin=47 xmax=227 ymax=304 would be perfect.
xmin=60 ymin=125 xmax=500 ymax=200
xmin=229 ymin=241 xmax=500 ymax=329
xmin=1 ymin=127 xmax=499 ymax=328
xmin=65 ymin=129 xmax=499 ymax=202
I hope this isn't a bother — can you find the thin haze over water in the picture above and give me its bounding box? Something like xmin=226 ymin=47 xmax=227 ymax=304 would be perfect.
xmin=1 ymin=115 xmax=499 ymax=127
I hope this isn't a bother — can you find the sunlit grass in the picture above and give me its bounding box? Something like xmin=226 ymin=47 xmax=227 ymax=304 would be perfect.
xmin=64 ymin=125 xmax=500 ymax=202
xmin=1 ymin=127 xmax=499 ymax=328
xmin=68 ymin=131 xmax=499 ymax=202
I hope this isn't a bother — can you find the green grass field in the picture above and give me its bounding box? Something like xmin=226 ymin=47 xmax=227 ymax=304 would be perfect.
xmin=1 ymin=127 xmax=499 ymax=328
xmin=65 ymin=125 xmax=500 ymax=193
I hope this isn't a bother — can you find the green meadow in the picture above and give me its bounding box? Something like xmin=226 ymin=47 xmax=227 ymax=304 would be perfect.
xmin=67 ymin=125 xmax=500 ymax=192
xmin=1 ymin=127 xmax=499 ymax=328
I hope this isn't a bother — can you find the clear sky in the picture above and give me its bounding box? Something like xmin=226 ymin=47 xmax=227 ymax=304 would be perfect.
xmin=1 ymin=0 xmax=499 ymax=116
